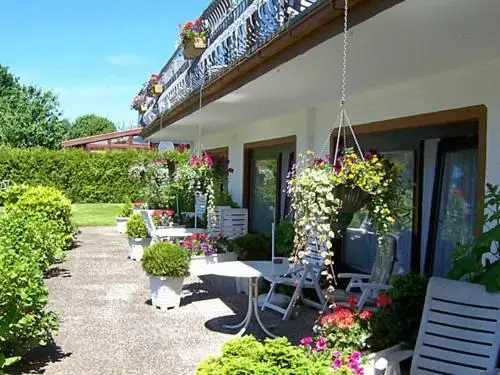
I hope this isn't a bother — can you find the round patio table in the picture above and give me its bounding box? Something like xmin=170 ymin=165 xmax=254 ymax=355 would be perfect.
xmin=206 ymin=260 xmax=290 ymax=338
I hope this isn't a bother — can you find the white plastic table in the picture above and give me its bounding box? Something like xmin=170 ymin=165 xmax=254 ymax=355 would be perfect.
xmin=207 ymin=260 xmax=290 ymax=338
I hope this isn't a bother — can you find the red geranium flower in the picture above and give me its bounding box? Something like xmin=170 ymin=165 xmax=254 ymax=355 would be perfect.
xmin=320 ymin=307 xmax=355 ymax=329
xmin=376 ymin=293 xmax=393 ymax=309
xmin=347 ymin=295 xmax=358 ymax=307
xmin=195 ymin=18 xmax=202 ymax=26
xmin=359 ymin=310 xmax=373 ymax=320
xmin=166 ymin=209 xmax=175 ymax=217
xmin=185 ymin=21 xmax=193 ymax=29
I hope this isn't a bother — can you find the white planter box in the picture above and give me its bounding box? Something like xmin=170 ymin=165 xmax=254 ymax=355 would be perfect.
xmin=149 ymin=275 xmax=184 ymax=310
xmin=362 ymin=344 xmax=402 ymax=375
xmin=116 ymin=217 xmax=129 ymax=234
xmin=189 ymin=252 xmax=238 ymax=276
xmin=128 ymin=237 xmax=151 ymax=261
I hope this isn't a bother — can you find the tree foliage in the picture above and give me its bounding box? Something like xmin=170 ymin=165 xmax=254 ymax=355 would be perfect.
xmin=0 ymin=65 xmax=69 ymax=149
xmin=67 ymin=114 xmax=116 ymax=140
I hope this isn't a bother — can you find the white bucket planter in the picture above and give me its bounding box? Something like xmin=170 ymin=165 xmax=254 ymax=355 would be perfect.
xmin=116 ymin=217 xmax=129 ymax=234
xmin=362 ymin=344 xmax=402 ymax=375
xmin=128 ymin=237 xmax=151 ymax=261
xmin=189 ymin=252 xmax=237 ymax=276
xmin=149 ymin=275 xmax=184 ymax=310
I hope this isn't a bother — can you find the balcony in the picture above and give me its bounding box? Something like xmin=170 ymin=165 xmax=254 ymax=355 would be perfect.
xmin=137 ymin=0 xmax=327 ymax=129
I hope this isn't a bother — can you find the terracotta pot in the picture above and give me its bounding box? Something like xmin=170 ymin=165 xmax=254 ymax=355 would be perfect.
xmin=183 ymin=36 xmax=206 ymax=59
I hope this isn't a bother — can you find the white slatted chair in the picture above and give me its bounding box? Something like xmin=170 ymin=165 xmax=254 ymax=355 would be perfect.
xmin=333 ymin=233 xmax=398 ymax=311
xmin=381 ymin=277 xmax=500 ymax=375
xmin=140 ymin=210 xmax=167 ymax=243
xmin=261 ymin=236 xmax=326 ymax=320
xmin=141 ymin=210 xmax=207 ymax=243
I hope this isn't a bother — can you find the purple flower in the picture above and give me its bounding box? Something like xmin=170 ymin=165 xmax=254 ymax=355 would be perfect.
xmin=299 ymin=336 xmax=313 ymax=346
xmin=349 ymin=352 xmax=361 ymax=361
xmin=315 ymin=337 xmax=327 ymax=352
xmin=332 ymin=351 xmax=341 ymax=359
xmin=332 ymin=359 xmax=342 ymax=369
xmin=348 ymin=360 xmax=360 ymax=370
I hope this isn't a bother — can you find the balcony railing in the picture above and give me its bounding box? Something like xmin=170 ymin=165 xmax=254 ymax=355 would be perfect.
xmin=138 ymin=0 xmax=326 ymax=128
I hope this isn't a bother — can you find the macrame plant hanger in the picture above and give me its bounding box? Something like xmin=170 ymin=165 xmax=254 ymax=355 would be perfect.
xmin=318 ymin=0 xmax=364 ymax=161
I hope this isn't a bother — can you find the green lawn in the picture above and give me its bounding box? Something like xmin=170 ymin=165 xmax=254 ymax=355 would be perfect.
xmin=0 ymin=203 xmax=121 ymax=227
xmin=72 ymin=203 xmax=122 ymax=227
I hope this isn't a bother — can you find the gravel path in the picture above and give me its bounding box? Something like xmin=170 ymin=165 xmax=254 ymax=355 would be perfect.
xmin=12 ymin=227 xmax=315 ymax=375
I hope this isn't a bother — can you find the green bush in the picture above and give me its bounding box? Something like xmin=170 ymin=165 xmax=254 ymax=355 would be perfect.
xmin=231 ymin=233 xmax=272 ymax=260
xmin=367 ymin=273 xmax=429 ymax=351
xmin=0 ymin=183 xmax=30 ymax=206
xmin=10 ymin=186 xmax=75 ymax=247
xmin=0 ymin=244 xmax=59 ymax=364
xmin=0 ymin=146 xmax=164 ymax=203
xmin=126 ymin=213 xmax=149 ymax=238
xmin=0 ymin=210 xmax=67 ymax=272
xmin=275 ymin=219 xmax=294 ymax=258
xmin=142 ymin=242 xmax=190 ymax=278
xmin=195 ymin=336 xmax=332 ymax=375
xmin=117 ymin=203 xmax=133 ymax=218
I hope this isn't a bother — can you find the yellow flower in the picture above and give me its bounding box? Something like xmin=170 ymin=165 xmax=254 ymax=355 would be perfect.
xmin=387 ymin=216 xmax=395 ymax=223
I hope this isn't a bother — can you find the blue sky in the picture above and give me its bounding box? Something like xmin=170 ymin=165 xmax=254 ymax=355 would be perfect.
xmin=0 ymin=0 xmax=211 ymax=128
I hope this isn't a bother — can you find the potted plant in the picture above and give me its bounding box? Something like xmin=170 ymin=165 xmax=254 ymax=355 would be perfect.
xmin=287 ymin=148 xmax=401 ymax=293
xmin=179 ymin=233 xmax=236 ymax=275
xmin=125 ymin=213 xmax=151 ymax=261
xmin=142 ymin=242 xmax=190 ymax=310
xmin=179 ymin=19 xmax=207 ymax=59
xmin=149 ymin=73 xmax=163 ymax=96
xmin=116 ymin=203 xmax=133 ymax=234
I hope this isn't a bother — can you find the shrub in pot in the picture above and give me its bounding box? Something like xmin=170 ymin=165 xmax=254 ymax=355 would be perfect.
xmin=116 ymin=203 xmax=133 ymax=234
xmin=141 ymin=242 xmax=190 ymax=310
xmin=125 ymin=213 xmax=150 ymax=261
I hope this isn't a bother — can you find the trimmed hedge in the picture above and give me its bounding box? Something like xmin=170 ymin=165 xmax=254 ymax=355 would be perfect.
xmin=0 ymin=185 xmax=74 ymax=369
xmin=0 ymin=146 xmax=162 ymax=203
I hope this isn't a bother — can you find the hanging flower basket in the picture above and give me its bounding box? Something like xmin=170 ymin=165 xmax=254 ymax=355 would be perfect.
xmin=179 ymin=19 xmax=207 ymax=60
xmin=151 ymin=84 xmax=163 ymax=96
xmin=288 ymin=147 xmax=401 ymax=274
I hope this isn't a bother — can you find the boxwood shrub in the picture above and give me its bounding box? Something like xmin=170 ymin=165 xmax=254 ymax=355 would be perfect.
xmin=10 ymin=186 xmax=75 ymax=247
xmin=126 ymin=213 xmax=149 ymax=239
xmin=142 ymin=242 xmax=190 ymax=278
xmin=195 ymin=336 xmax=332 ymax=375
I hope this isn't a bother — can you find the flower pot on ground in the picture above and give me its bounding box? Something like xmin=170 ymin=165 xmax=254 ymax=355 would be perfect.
xmin=142 ymin=242 xmax=190 ymax=310
xmin=116 ymin=203 xmax=133 ymax=234
xmin=125 ymin=213 xmax=150 ymax=261
xmin=179 ymin=233 xmax=237 ymax=276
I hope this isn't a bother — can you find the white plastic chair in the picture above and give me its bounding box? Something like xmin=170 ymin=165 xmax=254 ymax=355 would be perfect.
xmin=381 ymin=277 xmax=500 ymax=375
xmin=334 ymin=233 xmax=398 ymax=311
xmin=261 ymin=234 xmax=326 ymax=320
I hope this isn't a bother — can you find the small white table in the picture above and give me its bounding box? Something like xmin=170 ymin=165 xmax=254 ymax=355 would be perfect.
xmin=207 ymin=260 xmax=290 ymax=338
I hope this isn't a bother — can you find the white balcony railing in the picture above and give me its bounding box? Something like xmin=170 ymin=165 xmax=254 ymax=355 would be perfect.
xmin=137 ymin=0 xmax=325 ymax=128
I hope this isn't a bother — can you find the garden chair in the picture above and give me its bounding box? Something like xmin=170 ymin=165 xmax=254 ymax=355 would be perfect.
xmin=261 ymin=235 xmax=326 ymax=321
xmin=380 ymin=277 xmax=500 ymax=375
xmin=333 ymin=233 xmax=398 ymax=311
xmin=140 ymin=210 xmax=206 ymax=244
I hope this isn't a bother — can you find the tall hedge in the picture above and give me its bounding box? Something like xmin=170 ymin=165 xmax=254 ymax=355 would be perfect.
xmin=0 ymin=146 xmax=162 ymax=203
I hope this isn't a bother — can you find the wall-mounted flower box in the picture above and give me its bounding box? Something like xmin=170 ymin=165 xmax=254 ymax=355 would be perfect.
xmin=139 ymin=103 xmax=148 ymax=113
xmin=180 ymin=20 xmax=207 ymax=60
xmin=151 ymin=84 xmax=163 ymax=96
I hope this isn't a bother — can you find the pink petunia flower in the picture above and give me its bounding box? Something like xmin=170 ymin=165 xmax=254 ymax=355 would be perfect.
xmin=299 ymin=336 xmax=313 ymax=346
xmin=315 ymin=337 xmax=327 ymax=352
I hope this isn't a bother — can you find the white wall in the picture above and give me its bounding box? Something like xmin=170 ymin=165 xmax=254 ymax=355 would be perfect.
xmin=197 ymin=57 xmax=500 ymax=207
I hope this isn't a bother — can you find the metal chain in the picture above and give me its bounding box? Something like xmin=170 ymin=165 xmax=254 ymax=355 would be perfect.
xmin=340 ymin=0 xmax=348 ymax=107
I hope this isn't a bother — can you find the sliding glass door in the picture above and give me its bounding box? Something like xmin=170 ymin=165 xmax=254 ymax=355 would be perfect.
xmin=427 ymin=138 xmax=477 ymax=277
xmin=247 ymin=142 xmax=295 ymax=233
